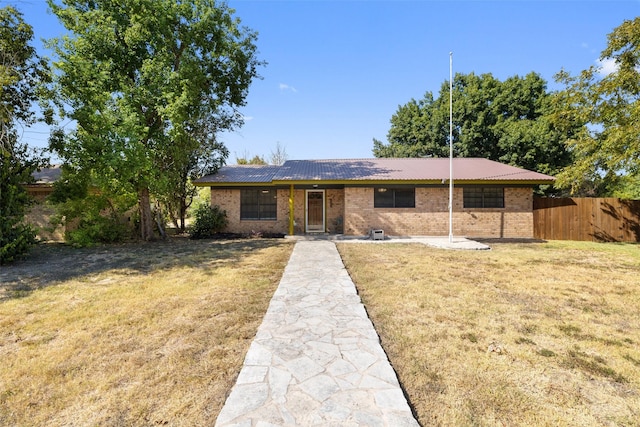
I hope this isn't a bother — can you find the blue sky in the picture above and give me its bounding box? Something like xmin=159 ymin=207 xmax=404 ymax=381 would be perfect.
xmin=11 ymin=0 xmax=640 ymax=163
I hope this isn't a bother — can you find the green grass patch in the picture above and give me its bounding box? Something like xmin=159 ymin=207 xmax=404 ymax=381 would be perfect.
xmin=564 ymin=349 xmax=627 ymax=383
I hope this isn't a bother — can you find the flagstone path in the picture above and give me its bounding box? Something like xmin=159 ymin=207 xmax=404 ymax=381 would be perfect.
xmin=214 ymin=240 xmax=419 ymax=427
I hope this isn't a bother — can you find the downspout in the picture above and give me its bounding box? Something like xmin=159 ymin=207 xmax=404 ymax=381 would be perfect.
xmin=289 ymin=184 xmax=294 ymax=235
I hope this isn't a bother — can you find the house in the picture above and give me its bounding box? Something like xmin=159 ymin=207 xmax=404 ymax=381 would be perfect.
xmin=24 ymin=165 xmax=65 ymax=241
xmin=25 ymin=165 xmax=62 ymax=201
xmin=194 ymin=158 xmax=555 ymax=238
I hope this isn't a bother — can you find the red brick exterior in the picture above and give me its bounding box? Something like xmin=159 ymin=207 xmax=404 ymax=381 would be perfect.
xmin=210 ymin=186 xmax=534 ymax=238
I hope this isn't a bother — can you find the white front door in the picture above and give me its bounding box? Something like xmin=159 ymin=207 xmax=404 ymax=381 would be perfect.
xmin=306 ymin=190 xmax=325 ymax=232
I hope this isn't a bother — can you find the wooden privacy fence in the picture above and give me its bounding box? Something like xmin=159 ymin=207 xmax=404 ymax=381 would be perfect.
xmin=533 ymin=197 xmax=640 ymax=242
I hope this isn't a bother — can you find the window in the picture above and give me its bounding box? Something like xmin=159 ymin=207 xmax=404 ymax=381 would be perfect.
xmin=463 ymin=187 xmax=504 ymax=208
xmin=374 ymin=188 xmax=415 ymax=208
xmin=240 ymin=189 xmax=277 ymax=220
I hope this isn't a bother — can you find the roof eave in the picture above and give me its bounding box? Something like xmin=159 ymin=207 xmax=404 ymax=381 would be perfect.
xmin=193 ymin=181 xmax=277 ymax=187
xmin=196 ymin=179 xmax=555 ymax=186
xmin=454 ymin=179 xmax=555 ymax=185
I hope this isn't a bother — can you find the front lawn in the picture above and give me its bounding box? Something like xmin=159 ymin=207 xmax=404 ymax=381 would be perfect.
xmin=3 ymin=237 xmax=638 ymax=426
xmin=338 ymin=240 xmax=640 ymax=426
xmin=0 ymin=238 xmax=293 ymax=426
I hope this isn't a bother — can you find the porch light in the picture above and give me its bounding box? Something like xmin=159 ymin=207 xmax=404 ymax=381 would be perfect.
xmin=261 ymin=190 xmax=270 ymax=194
xmin=377 ymin=188 xmax=387 ymax=193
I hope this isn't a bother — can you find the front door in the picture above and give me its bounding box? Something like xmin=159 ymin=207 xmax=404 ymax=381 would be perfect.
xmin=306 ymin=190 xmax=325 ymax=232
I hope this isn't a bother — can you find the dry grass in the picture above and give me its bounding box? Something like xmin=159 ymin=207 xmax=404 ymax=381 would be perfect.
xmin=337 ymin=240 xmax=640 ymax=427
xmin=0 ymin=238 xmax=293 ymax=426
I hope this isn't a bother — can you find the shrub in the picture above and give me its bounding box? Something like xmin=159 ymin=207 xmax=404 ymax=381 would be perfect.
xmin=0 ymin=142 xmax=43 ymax=264
xmin=50 ymin=174 xmax=135 ymax=247
xmin=189 ymin=204 xmax=227 ymax=239
xmin=64 ymin=209 xmax=131 ymax=247
xmin=0 ymin=224 xmax=37 ymax=265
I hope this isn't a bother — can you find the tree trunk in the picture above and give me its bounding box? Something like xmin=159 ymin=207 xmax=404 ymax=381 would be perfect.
xmin=167 ymin=202 xmax=180 ymax=230
xmin=179 ymin=199 xmax=187 ymax=233
xmin=138 ymin=187 xmax=154 ymax=241
xmin=155 ymin=200 xmax=167 ymax=239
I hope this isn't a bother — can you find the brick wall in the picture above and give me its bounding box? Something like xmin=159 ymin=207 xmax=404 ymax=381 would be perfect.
xmin=458 ymin=188 xmax=533 ymax=238
xmin=293 ymin=189 xmax=305 ymax=234
xmin=212 ymin=186 xmax=534 ymax=238
xmin=326 ymin=189 xmax=345 ymax=233
xmin=210 ymin=188 xmax=289 ymax=234
xmin=343 ymin=187 xmax=534 ymax=238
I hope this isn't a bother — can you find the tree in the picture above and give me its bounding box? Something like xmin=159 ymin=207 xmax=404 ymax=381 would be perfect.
xmin=0 ymin=6 xmax=49 ymax=264
xmin=235 ymin=143 xmax=288 ymax=165
xmin=0 ymin=141 xmax=42 ymax=264
xmin=236 ymin=153 xmax=268 ymax=165
xmin=373 ymin=92 xmax=448 ymax=158
xmin=1 ymin=6 xmax=50 ymax=148
xmin=373 ymin=72 xmax=575 ymax=177
xmin=48 ymin=0 xmax=262 ymax=241
xmin=159 ymin=119 xmax=229 ymax=233
xmin=269 ymin=141 xmax=288 ymax=165
xmin=553 ymin=17 xmax=640 ymax=196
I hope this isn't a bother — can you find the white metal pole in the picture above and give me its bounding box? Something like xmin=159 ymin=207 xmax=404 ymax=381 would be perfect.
xmin=449 ymin=52 xmax=454 ymax=243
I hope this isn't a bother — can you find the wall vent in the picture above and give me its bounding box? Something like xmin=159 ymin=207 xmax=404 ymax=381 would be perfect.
xmin=371 ymin=229 xmax=384 ymax=240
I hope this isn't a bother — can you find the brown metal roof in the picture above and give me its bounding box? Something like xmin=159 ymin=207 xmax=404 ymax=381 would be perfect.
xmin=195 ymin=158 xmax=555 ymax=185
xmin=195 ymin=165 xmax=281 ymax=184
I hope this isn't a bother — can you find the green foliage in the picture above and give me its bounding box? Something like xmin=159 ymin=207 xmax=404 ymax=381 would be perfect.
xmin=553 ymin=18 xmax=640 ymax=196
xmin=0 ymin=6 xmax=51 ymax=133
xmin=611 ymin=176 xmax=640 ymax=199
xmin=373 ymin=72 xmax=576 ymax=178
xmin=0 ymin=153 xmax=39 ymax=265
xmin=66 ymin=207 xmax=131 ymax=247
xmin=537 ymin=349 xmax=556 ymax=358
xmin=0 ymin=142 xmax=44 ymax=263
xmin=236 ymin=154 xmax=268 ymax=165
xmin=1 ymin=6 xmax=49 ymax=264
xmin=47 ymin=0 xmax=262 ymax=240
xmin=189 ymin=204 xmax=228 ymax=239
xmin=158 ymin=138 xmax=228 ymax=233
xmin=0 ymin=222 xmax=37 ymax=264
xmin=50 ymin=168 xmax=135 ymax=247
xmin=54 ymin=194 xmax=133 ymax=247
xmin=194 ymin=186 xmax=211 ymax=207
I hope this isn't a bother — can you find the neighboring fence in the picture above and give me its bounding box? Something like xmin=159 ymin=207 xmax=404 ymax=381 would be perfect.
xmin=533 ymin=197 xmax=640 ymax=242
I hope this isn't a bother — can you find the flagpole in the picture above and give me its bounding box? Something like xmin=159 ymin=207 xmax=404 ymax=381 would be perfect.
xmin=449 ymin=52 xmax=454 ymax=243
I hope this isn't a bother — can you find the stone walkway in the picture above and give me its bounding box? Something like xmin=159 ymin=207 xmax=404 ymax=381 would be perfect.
xmin=215 ymin=241 xmax=419 ymax=427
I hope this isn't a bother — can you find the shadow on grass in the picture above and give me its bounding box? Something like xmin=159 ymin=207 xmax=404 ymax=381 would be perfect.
xmin=474 ymin=238 xmax=548 ymax=244
xmin=0 ymin=236 xmax=290 ymax=301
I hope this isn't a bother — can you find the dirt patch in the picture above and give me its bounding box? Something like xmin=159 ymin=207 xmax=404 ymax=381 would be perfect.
xmin=0 ymin=236 xmax=284 ymax=300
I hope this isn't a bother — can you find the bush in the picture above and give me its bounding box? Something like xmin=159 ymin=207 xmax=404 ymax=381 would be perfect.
xmin=0 ymin=142 xmax=43 ymax=264
xmin=0 ymin=224 xmax=37 ymax=265
xmin=50 ymin=174 xmax=135 ymax=247
xmin=64 ymin=210 xmax=131 ymax=247
xmin=189 ymin=204 xmax=227 ymax=239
